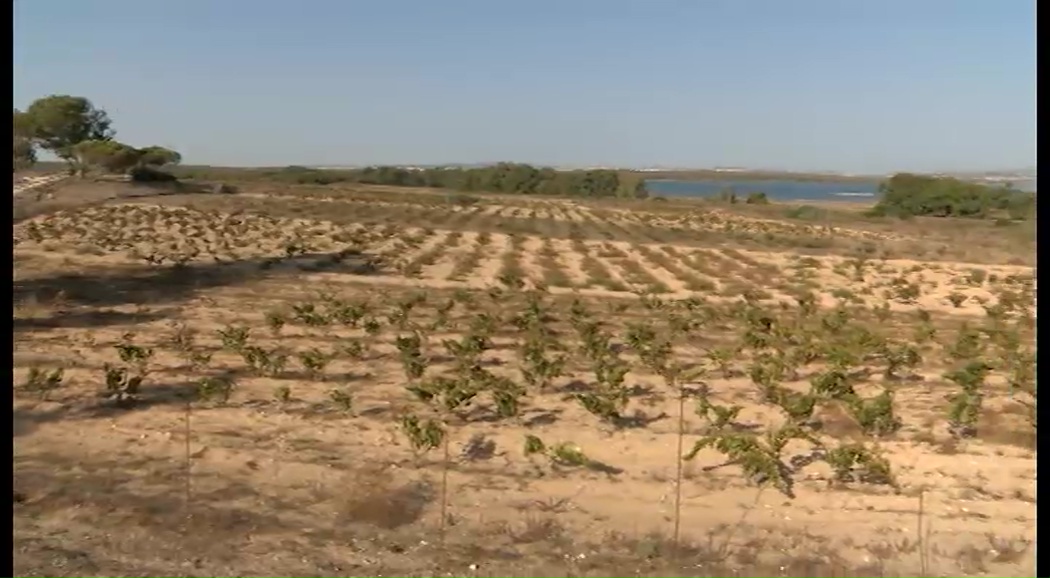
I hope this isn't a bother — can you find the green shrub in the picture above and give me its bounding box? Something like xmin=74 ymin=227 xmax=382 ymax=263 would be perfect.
xmin=784 ymin=205 xmax=826 ymax=220
xmin=447 ymin=193 xmax=481 ymax=206
xmin=128 ymin=166 xmax=177 ymax=183
xmin=715 ymin=189 xmax=738 ymax=204
xmin=872 ymin=173 xmax=1034 ymax=220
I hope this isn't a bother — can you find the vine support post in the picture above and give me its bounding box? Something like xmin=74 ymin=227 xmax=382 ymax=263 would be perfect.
xmin=438 ymin=420 xmax=451 ymax=557
xmin=182 ymin=388 xmax=194 ymax=537
xmin=671 ymin=371 xmax=686 ymax=558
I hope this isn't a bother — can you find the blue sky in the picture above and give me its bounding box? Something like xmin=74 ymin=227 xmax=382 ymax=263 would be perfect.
xmin=14 ymin=0 xmax=1035 ymax=173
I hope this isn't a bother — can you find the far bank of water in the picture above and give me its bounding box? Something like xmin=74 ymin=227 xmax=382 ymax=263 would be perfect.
xmin=645 ymin=178 xmax=1037 ymax=203
xmin=644 ymin=179 xmax=880 ymax=203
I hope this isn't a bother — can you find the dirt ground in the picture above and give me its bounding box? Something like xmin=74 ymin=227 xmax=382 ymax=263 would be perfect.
xmin=13 ymin=181 xmax=1036 ymax=577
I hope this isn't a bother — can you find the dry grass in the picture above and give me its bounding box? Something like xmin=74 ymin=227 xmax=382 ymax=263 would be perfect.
xmin=12 ymin=180 xmax=1036 ymax=577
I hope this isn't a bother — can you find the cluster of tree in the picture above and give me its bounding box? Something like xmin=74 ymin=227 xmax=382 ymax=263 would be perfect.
xmin=710 ymin=189 xmax=770 ymax=205
xmin=870 ymin=173 xmax=1036 ymax=220
xmin=13 ymin=95 xmax=181 ymax=177
xmin=176 ymin=162 xmax=649 ymax=199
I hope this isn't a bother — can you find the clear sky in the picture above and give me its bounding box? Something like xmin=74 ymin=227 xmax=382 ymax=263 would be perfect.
xmin=14 ymin=0 xmax=1036 ymax=173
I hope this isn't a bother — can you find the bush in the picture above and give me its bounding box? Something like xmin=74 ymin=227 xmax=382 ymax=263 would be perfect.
xmin=447 ymin=193 xmax=481 ymax=207
xmin=872 ymin=173 xmax=1035 ymax=220
xmin=784 ymin=205 xmax=827 ymax=221
xmin=745 ymin=192 xmax=769 ymax=205
xmin=715 ymin=189 xmax=738 ymax=204
xmin=128 ymin=166 xmax=178 ymax=183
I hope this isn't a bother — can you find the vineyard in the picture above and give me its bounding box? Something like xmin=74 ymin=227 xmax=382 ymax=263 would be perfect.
xmin=13 ymin=184 xmax=1036 ymax=577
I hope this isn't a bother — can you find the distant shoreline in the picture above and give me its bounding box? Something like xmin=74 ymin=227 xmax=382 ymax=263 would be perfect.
xmin=633 ymin=170 xmax=882 ymax=183
xmin=27 ymin=160 xmax=1035 ymax=192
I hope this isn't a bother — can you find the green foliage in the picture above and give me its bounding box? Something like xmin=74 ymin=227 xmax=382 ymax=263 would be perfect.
xmin=241 ymin=345 xmax=289 ymax=377
xmin=13 ymin=108 xmax=33 ymax=140
xmin=21 ymin=95 xmax=114 ymax=161
xmin=845 ymin=390 xmax=902 ymax=437
xmin=21 ymin=367 xmax=64 ymax=400
xmin=573 ymin=317 xmax=632 ymax=424
xmin=783 ymin=205 xmax=827 ymax=221
xmin=395 ymin=331 xmax=428 ymax=381
xmin=518 ymin=330 xmax=566 ymax=392
xmin=714 ymin=189 xmax=738 ymax=204
xmin=871 ymin=173 xmax=1035 ymax=220
xmin=15 ymin=95 xmax=182 ymax=179
xmin=136 ymin=145 xmax=182 ymax=167
xmin=745 ymin=191 xmax=770 ymax=205
xmin=128 ymin=166 xmax=179 ymax=183
xmin=695 ymin=395 xmax=743 ymax=430
xmin=400 ymin=414 xmax=444 ymax=452
xmin=72 ymin=139 xmax=142 ymax=175
xmin=13 ymin=138 xmax=36 ymax=171
xmin=23 ymin=263 xmax=1033 ymax=545
xmin=167 ymin=322 xmax=213 ymax=370
xmin=297 ymin=347 xmax=334 ymax=378
xmin=524 ymin=435 xmax=594 ymax=469
xmin=102 ymin=335 xmax=154 ymax=406
xmin=13 ymin=110 xmax=36 ymax=170
xmin=944 ymin=361 xmax=992 ymax=438
xmin=824 ymin=443 xmax=897 ymax=488
xmin=685 ymin=425 xmax=811 ymax=498
xmin=329 ymin=388 xmax=354 ymax=412
xmin=218 ymin=324 xmax=251 ymax=352
xmin=175 ymin=162 xmax=649 ymax=199
xmin=197 ymin=375 xmax=236 ymax=404
xmin=878 ymin=340 xmax=922 ymax=380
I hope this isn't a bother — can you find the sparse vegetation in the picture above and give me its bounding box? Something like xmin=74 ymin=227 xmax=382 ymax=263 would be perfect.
xmin=13 ymin=163 xmax=1036 ymax=577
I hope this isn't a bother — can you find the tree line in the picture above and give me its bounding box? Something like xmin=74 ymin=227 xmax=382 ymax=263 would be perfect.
xmin=12 ymin=93 xmax=647 ymax=199
xmin=16 ymin=94 xmax=1030 ymax=215
xmin=870 ymin=173 xmax=1036 ymax=220
xmin=13 ymin=95 xmax=181 ymax=177
xmin=175 ymin=163 xmax=650 ymax=199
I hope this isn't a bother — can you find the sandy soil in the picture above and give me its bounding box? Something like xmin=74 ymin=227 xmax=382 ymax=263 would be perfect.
xmin=13 ymin=194 xmax=1036 ymax=577
xmin=14 ymin=205 xmax=1032 ymax=316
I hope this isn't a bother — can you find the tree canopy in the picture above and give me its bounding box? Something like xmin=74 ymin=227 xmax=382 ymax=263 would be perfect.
xmin=13 ymin=95 xmax=181 ymax=176
xmin=71 ymin=140 xmax=142 ymax=175
xmin=871 ymin=173 xmax=1035 ymax=220
xmin=13 ymin=136 xmax=36 ymax=171
xmin=137 ymin=146 xmax=182 ymax=168
xmin=13 ymin=109 xmax=36 ymax=171
xmin=22 ymin=95 xmax=114 ymax=161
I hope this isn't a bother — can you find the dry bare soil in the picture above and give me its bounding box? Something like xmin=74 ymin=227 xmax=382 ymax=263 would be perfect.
xmin=13 ymin=182 xmax=1036 ymax=577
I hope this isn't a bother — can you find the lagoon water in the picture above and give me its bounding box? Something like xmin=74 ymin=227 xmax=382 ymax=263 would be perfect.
xmin=645 ymin=179 xmax=880 ymax=202
xmin=646 ymin=178 xmax=1037 ymax=202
